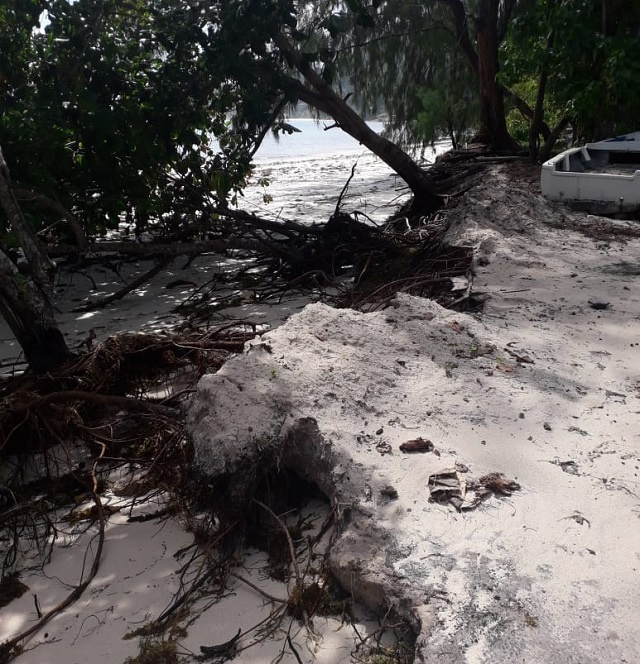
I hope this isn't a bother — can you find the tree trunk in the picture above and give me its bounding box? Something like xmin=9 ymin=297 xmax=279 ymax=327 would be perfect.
xmin=438 ymin=0 xmax=519 ymax=151
xmin=0 ymin=250 xmax=74 ymax=372
xmin=0 ymin=146 xmax=73 ymax=372
xmin=538 ymin=116 xmax=570 ymax=163
xmin=273 ymin=33 xmax=442 ymax=214
xmin=529 ymin=31 xmax=555 ymax=161
xmin=474 ymin=0 xmax=516 ymax=150
xmin=0 ymin=146 xmax=56 ymax=292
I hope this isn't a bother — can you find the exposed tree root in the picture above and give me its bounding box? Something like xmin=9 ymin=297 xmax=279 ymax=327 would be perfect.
xmin=0 ymin=446 xmax=106 ymax=664
xmin=0 ymin=166 xmax=494 ymax=661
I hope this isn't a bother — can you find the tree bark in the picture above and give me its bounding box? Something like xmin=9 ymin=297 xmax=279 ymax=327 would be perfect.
xmin=0 ymin=147 xmax=56 ymax=292
xmin=436 ymin=0 xmax=518 ymax=151
xmin=529 ymin=31 xmax=555 ymax=161
xmin=13 ymin=187 xmax=90 ymax=254
xmin=0 ymin=147 xmax=74 ymax=372
xmin=0 ymin=249 xmax=73 ymax=372
xmin=272 ymin=33 xmax=442 ymax=214
xmin=507 ymin=90 xmax=551 ymax=141
xmin=538 ymin=116 xmax=570 ymax=163
xmin=474 ymin=0 xmax=516 ymax=150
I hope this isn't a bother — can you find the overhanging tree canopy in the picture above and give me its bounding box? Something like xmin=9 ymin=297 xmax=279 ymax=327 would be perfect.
xmin=1 ymin=0 xmax=446 ymax=371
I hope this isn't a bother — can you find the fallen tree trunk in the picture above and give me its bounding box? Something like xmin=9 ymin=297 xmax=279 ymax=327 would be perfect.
xmin=272 ymin=32 xmax=443 ymax=214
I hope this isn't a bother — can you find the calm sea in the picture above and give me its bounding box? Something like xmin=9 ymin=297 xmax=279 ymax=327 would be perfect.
xmin=254 ymin=119 xmax=385 ymax=162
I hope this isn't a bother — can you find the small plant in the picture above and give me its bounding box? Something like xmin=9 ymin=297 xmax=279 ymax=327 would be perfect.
xmin=444 ymin=361 xmax=458 ymax=378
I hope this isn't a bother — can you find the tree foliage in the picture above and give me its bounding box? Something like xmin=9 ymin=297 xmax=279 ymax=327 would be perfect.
xmin=502 ymin=0 xmax=640 ymax=147
xmin=413 ymin=61 xmax=478 ymax=150
xmin=1 ymin=0 xmax=446 ymax=371
xmin=0 ymin=0 xmax=287 ymax=247
xmin=310 ymin=0 xmax=521 ymax=149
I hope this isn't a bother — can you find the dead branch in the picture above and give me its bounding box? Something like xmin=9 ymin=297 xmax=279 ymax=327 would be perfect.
xmin=72 ymin=255 xmax=174 ymax=312
xmin=332 ymin=163 xmax=358 ymax=218
xmin=229 ymin=572 xmax=287 ymax=604
xmin=28 ymin=390 xmax=179 ymax=418
xmin=153 ymin=519 xmax=241 ymax=626
xmin=253 ymin=499 xmax=302 ymax=589
xmin=208 ymin=205 xmax=320 ymax=238
xmin=47 ymin=237 xmax=266 ymax=258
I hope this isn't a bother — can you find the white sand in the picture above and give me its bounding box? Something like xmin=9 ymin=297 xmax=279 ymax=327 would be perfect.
xmin=189 ymin=165 xmax=640 ymax=663
xmin=1 ymin=148 xmax=417 ymax=663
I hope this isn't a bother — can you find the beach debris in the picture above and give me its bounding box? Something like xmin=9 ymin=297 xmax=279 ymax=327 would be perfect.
xmin=380 ymin=485 xmax=399 ymax=499
xmin=376 ymin=441 xmax=393 ymax=455
xmin=428 ymin=469 xmax=467 ymax=511
xmin=200 ymin=628 xmax=242 ymax=660
xmin=476 ymin=472 xmax=521 ymax=496
xmin=504 ymin=346 xmax=534 ymax=364
xmin=495 ymin=362 xmax=515 ymax=373
xmin=449 ymin=320 xmax=464 ymax=333
xmin=399 ymin=437 xmax=436 ymax=454
xmin=557 ymin=460 xmax=580 ymax=475
xmin=543 ymin=422 xmax=552 ymax=431
xmin=428 ymin=470 xmax=521 ymax=511
xmin=588 ymin=298 xmax=610 ymax=310
xmin=561 ymin=511 xmax=591 ymax=527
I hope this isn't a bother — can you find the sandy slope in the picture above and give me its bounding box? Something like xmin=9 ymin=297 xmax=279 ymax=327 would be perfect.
xmin=189 ymin=164 xmax=640 ymax=663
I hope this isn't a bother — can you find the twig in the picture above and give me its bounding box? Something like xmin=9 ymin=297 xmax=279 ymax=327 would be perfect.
xmin=332 ymin=163 xmax=358 ymax=218
xmin=154 ymin=519 xmax=240 ymax=625
xmin=253 ymin=499 xmax=301 ymax=588
xmin=29 ymin=390 xmax=179 ymax=418
xmin=229 ymin=572 xmax=287 ymax=604
xmin=287 ymin=635 xmax=305 ymax=664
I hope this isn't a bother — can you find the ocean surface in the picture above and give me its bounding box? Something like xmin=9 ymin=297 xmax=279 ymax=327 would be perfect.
xmin=254 ymin=118 xmax=385 ymax=162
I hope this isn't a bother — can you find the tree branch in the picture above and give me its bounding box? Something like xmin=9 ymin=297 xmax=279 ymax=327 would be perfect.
xmin=13 ymin=187 xmax=89 ymax=253
xmin=72 ymin=255 xmax=173 ymax=311
xmin=434 ymin=0 xmax=479 ymax=73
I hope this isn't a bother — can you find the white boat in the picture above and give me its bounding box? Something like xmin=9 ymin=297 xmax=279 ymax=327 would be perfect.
xmin=540 ymin=131 xmax=640 ymax=214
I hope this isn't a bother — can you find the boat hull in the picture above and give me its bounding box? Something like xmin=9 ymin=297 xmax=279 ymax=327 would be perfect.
xmin=541 ymin=133 xmax=640 ymax=214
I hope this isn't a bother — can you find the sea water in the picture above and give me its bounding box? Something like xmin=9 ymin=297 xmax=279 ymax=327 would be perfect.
xmin=254 ymin=119 xmax=385 ymax=162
